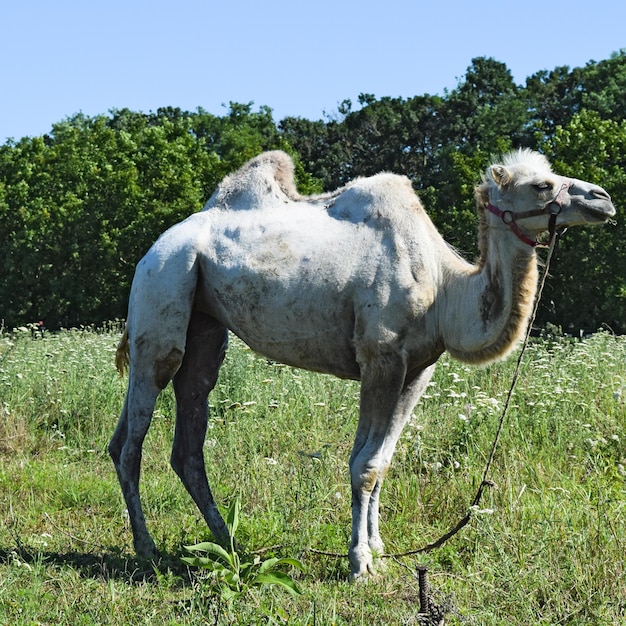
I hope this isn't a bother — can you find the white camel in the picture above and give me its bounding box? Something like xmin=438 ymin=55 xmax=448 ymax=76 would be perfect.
xmin=110 ymin=149 xmax=614 ymax=580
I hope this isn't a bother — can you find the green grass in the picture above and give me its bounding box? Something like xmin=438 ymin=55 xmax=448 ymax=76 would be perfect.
xmin=0 ymin=326 xmax=624 ymax=624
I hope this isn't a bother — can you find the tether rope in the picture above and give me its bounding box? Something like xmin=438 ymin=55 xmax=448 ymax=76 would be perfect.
xmin=308 ymin=228 xmax=562 ymax=561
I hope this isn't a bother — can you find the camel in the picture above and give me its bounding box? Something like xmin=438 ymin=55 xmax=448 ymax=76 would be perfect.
xmin=109 ymin=149 xmax=615 ymax=580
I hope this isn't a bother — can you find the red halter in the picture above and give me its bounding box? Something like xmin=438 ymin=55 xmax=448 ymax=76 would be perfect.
xmin=486 ymin=181 xmax=571 ymax=248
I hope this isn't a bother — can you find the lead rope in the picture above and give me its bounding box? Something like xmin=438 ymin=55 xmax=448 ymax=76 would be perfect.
xmin=307 ymin=225 xmax=563 ymax=563
xmin=390 ymin=223 xmax=563 ymax=559
xmin=388 ymin=230 xmax=563 ymax=622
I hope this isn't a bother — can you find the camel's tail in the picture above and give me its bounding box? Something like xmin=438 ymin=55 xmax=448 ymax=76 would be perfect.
xmin=115 ymin=328 xmax=130 ymax=376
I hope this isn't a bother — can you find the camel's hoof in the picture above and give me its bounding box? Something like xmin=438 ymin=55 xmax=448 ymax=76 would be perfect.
xmin=349 ymin=571 xmax=369 ymax=584
xmin=349 ymin=566 xmax=381 ymax=584
xmin=373 ymin=556 xmax=388 ymax=574
xmin=348 ymin=558 xmax=381 ymax=584
xmin=134 ymin=537 xmax=160 ymax=561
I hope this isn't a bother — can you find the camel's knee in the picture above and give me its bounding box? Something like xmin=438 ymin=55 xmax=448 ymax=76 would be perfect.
xmin=108 ymin=438 xmax=122 ymax=466
xmin=154 ymin=347 xmax=185 ymax=389
xmin=350 ymin=459 xmax=380 ymax=498
xmin=170 ymin=437 xmax=205 ymax=480
xmin=170 ymin=457 xmax=206 ymax=497
xmin=169 ymin=446 xmax=188 ymax=478
xmin=108 ymin=424 xmax=123 ymax=463
xmin=109 ymin=404 xmax=128 ymax=465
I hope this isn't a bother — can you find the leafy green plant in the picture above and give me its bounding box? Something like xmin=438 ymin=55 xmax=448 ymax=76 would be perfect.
xmin=182 ymin=498 xmax=304 ymax=606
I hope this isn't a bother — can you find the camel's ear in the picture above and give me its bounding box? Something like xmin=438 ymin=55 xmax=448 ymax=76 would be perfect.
xmin=490 ymin=164 xmax=512 ymax=188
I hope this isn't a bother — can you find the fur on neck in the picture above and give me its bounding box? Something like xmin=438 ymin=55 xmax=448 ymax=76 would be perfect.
xmin=443 ymin=183 xmax=538 ymax=365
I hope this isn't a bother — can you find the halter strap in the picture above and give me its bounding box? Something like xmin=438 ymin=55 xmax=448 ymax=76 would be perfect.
xmin=486 ymin=204 xmax=539 ymax=247
xmin=486 ymin=181 xmax=571 ymax=248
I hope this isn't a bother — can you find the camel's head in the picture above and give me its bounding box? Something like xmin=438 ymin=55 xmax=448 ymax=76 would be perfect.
xmin=476 ymin=149 xmax=616 ymax=247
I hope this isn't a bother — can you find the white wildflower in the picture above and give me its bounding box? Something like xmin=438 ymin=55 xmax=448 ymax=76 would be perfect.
xmin=470 ymin=505 xmax=495 ymax=515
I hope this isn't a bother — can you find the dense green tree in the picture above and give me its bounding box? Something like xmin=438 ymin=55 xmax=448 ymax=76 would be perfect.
xmin=1 ymin=54 xmax=625 ymax=332
xmin=0 ymin=104 xmax=320 ymax=328
xmin=280 ymin=114 xmax=354 ymax=189
xmin=539 ymin=109 xmax=626 ymax=333
xmin=523 ymin=65 xmax=586 ymax=140
xmin=580 ymin=50 xmax=626 ymax=122
xmin=443 ymin=57 xmax=525 ymax=151
xmin=523 ymin=50 xmax=626 ymax=143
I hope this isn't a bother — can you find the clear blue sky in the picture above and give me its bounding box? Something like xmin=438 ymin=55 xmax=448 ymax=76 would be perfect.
xmin=1 ymin=0 xmax=624 ymax=143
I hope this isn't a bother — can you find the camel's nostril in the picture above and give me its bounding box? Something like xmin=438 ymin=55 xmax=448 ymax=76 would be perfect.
xmin=593 ymin=186 xmax=611 ymax=202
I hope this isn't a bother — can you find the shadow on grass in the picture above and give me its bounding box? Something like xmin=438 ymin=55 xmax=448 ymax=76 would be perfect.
xmin=0 ymin=545 xmax=191 ymax=585
xmin=0 ymin=542 xmax=357 ymax=589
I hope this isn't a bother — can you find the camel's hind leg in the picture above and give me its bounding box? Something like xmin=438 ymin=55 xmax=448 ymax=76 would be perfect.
xmin=109 ymin=378 xmax=170 ymax=558
xmin=109 ymin=332 xmax=186 ymax=558
xmin=171 ymin=312 xmax=230 ymax=545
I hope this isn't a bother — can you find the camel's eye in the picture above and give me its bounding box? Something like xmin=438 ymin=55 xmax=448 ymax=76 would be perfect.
xmin=533 ymin=182 xmax=553 ymax=192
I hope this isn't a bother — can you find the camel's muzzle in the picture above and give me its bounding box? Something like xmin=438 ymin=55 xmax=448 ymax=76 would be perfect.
xmin=583 ymin=199 xmax=616 ymax=224
xmin=582 ymin=186 xmax=615 ymax=223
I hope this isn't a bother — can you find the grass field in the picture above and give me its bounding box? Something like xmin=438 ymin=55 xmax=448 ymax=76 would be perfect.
xmin=0 ymin=325 xmax=624 ymax=624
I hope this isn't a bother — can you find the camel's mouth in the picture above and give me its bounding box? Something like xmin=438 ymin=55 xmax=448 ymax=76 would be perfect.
xmin=581 ymin=202 xmax=616 ymax=224
xmin=576 ymin=186 xmax=616 ymax=224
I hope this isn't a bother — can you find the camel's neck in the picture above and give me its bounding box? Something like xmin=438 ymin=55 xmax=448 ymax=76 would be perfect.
xmin=442 ymin=217 xmax=538 ymax=364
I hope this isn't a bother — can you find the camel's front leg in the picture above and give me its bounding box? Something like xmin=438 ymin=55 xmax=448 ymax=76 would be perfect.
xmin=365 ymin=365 xmax=437 ymax=560
xmin=348 ymin=352 xmax=407 ymax=581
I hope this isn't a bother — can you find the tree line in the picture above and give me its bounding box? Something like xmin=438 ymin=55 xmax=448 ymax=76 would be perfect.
xmin=1 ymin=52 xmax=625 ymax=333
